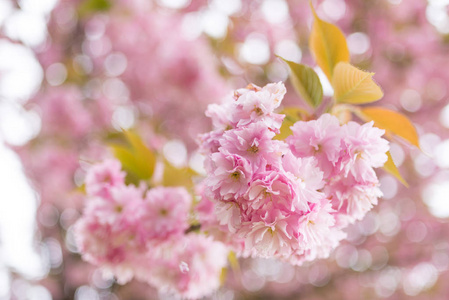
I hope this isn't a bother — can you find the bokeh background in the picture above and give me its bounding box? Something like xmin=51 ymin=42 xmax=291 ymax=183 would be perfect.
xmin=1 ymin=0 xmax=449 ymax=299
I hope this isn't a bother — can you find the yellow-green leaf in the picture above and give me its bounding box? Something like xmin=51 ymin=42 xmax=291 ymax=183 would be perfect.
xmin=228 ymin=251 xmax=240 ymax=274
xmin=332 ymin=62 xmax=383 ymax=104
xmin=220 ymin=267 xmax=228 ymax=285
xmin=275 ymin=107 xmax=309 ymax=140
xmin=383 ymin=151 xmax=408 ymax=187
xmin=78 ymin=0 xmax=112 ymax=16
xmin=124 ymin=130 xmax=157 ymax=177
xmin=111 ymin=145 xmax=143 ymax=184
xmin=309 ymin=3 xmax=350 ymax=81
xmin=162 ymin=159 xmax=196 ymax=189
xmin=279 ymin=57 xmax=323 ymax=108
xmin=360 ymin=107 xmax=420 ymax=148
xmin=110 ymin=130 xmax=156 ymax=182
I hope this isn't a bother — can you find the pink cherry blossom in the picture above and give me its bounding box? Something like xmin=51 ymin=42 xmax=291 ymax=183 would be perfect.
xmin=214 ymin=200 xmax=243 ymax=234
xmin=238 ymin=212 xmax=296 ymax=259
xmin=199 ymin=83 xmax=389 ymax=266
xmin=297 ymin=199 xmax=340 ymax=252
xmin=281 ymin=153 xmax=325 ymax=211
xmin=144 ymin=234 xmax=229 ymax=299
xmin=85 ymin=159 xmax=126 ymax=198
xmin=339 ymin=121 xmax=389 ymax=183
xmin=233 ymin=82 xmax=286 ymax=130
xmin=287 ymin=113 xmax=344 ymax=177
xmin=246 ymin=170 xmax=298 ymax=213
xmin=139 ymin=187 xmax=192 ymax=239
xmin=74 ymin=183 xmax=146 ymax=284
xmin=205 ymin=149 xmax=253 ymax=201
xmin=327 ymin=174 xmax=383 ymax=224
xmin=220 ymin=122 xmax=279 ymax=166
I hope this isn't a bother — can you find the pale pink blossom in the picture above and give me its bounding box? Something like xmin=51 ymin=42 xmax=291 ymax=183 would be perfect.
xmin=144 ymin=234 xmax=229 ymax=299
xmin=214 ymin=201 xmax=242 ymax=234
xmin=205 ymin=149 xmax=253 ymax=201
xmin=198 ymin=130 xmax=225 ymax=155
xmin=233 ymin=82 xmax=286 ymax=131
xmin=220 ymin=122 xmax=279 ymax=166
xmin=195 ymin=187 xmax=247 ymax=255
xmin=83 ymin=184 xmax=143 ymax=227
xmin=287 ymin=113 xmax=344 ymax=177
xmin=339 ymin=121 xmax=389 ymax=183
xmin=205 ymin=101 xmax=237 ymax=131
xmin=281 ymin=153 xmax=325 ymax=211
xmin=74 ymin=206 xmax=146 ymax=284
xmin=76 ymin=217 xmax=149 ymax=283
xmin=327 ymin=174 xmax=383 ymax=224
xmin=238 ymin=214 xmax=296 ymax=259
xmin=194 ymin=188 xmax=217 ymax=228
xmin=297 ymin=199 xmax=338 ymax=251
xmin=85 ymin=159 xmax=126 ymax=197
xmin=246 ymin=170 xmax=297 ymax=212
xmin=199 ymin=82 xmax=388 ymax=267
xmin=140 ymin=187 xmax=192 ymax=239
xmin=76 ymin=168 xmax=202 ymax=287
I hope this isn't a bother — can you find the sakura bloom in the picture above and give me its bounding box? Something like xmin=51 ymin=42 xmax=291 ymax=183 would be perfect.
xmin=75 ymin=82 xmax=389 ymax=299
xmin=75 ymin=159 xmax=229 ymax=299
xmin=199 ymin=82 xmax=389 ymax=265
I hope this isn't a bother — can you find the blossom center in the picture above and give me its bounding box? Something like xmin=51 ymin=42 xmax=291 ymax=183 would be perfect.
xmin=253 ymin=106 xmax=263 ymax=116
xmin=247 ymin=145 xmax=259 ymax=154
xmin=102 ymin=173 xmax=112 ymax=183
xmin=115 ymin=205 xmax=123 ymax=213
xmin=230 ymin=171 xmax=241 ymax=181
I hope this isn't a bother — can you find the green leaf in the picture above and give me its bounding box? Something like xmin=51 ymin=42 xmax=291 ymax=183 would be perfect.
xmin=275 ymin=107 xmax=309 ymax=140
xmin=359 ymin=107 xmax=420 ymax=148
xmin=228 ymin=251 xmax=240 ymax=275
xmin=220 ymin=267 xmax=228 ymax=285
xmin=78 ymin=0 xmax=112 ymax=16
xmin=309 ymin=3 xmax=350 ymax=81
xmin=110 ymin=145 xmax=142 ymax=185
xmin=110 ymin=130 xmax=156 ymax=183
xmin=332 ymin=62 xmax=383 ymax=104
xmin=279 ymin=57 xmax=323 ymax=108
xmin=383 ymin=151 xmax=408 ymax=187
xmin=123 ymin=131 xmax=156 ymax=167
xmin=162 ymin=159 xmax=196 ymax=189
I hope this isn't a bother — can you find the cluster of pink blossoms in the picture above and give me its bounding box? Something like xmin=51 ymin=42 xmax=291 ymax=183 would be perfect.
xmin=75 ymin=159 xmax=229 ymax=299
xmin=199 ymin=82 xmax=389 ymax=264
